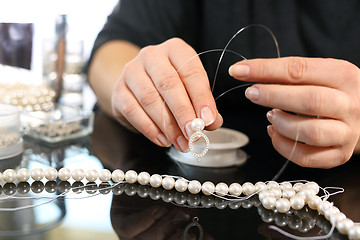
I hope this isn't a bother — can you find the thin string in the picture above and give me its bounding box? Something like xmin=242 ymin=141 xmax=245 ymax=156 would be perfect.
xmin=268 ymin=224 xmax=335 ymax=240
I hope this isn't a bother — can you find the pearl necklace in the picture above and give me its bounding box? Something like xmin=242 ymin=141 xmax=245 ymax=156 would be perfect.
xmin=0 ymin=167 xmax=359 ymax=239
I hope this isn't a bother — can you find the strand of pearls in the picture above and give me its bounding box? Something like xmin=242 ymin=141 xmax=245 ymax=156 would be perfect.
xmin=0 ymin=168 xmax=359 ymax=239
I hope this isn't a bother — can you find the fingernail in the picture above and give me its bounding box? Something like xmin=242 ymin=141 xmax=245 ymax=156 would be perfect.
xmin=228 ymin=65 xmax=250 ymax=79
xmin=245 ymin=86 xmax=259 ymax=101
xmin=177 ymin=135 xmax=189 ymax=152
xmin=267 ymin=125 xmax=274 ymax=137
xmin=157 ymin=133 xmax=171 ymax=147
xmin=266 ymin=110 xmax=274 ymax=123
xmin=201 ymin=106 xmax=215 ymax=126
xmin=153 ymin=207 xmax=168 ymax=220
xmin=185 ymin=121 xmax=193 ymax=139
xmin=172 ymin=210 xmax=190 ymax=225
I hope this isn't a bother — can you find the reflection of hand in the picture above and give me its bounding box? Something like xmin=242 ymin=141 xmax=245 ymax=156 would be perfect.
xmin=112 ymin=38 xmax=222 ymax=153
xmin=229 ymin=57 xmax=360 ymax=168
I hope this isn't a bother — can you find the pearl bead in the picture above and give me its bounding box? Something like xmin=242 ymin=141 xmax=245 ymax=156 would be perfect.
xmin=282 ymin=188 xmax=296 ymax=199
xmin=150 ymin=174 xmax=162 ymax=188
xmin=318 ymin=200 xmax=332 ymax=215
xmin=262 ymin=196 xmax=276 ymax=210
xmin=3 ymin=169 xmax=17 ymax=183
xmin=99 ymin=169 xmax=112 ymax=182
xmin=269 ymin=187 xmax=282 ymax=199
xmin=330 ymin=212 xmax=346 ymax=225
xmin=58 ymin=168 xmax=72 ymax=181
xmin=175 ymin=178 xmax=188 ymax=192
xmin=307 ymin=195 xmax=322 ymax=210
xmin=242 ymin=182 xmax=255 ymax=196
xmin=85 ymin=169 xmax=99 ymax=182
xmin=137 ymin=172 xmax=150 ymax=185
xmin=267 ymin=181 xmax=279 ymax=189
xmin=255 ymin=182 xmax=267 ymax=193
xmin=304 ymin=181 xmax=319 ymax=194
xmin=191 ymin=118 xmax=205 ymax=131
xmin=45 ymin=168 xmax=58 ymax=181
xmin=125 ymin=170 xmax=138 ymax=184
xmin=162 ymin=176 xmax=175 ymax=190
xmin=71 ymin=169 xmax=85 ymax=181
xmin=336 ymin=218 xmax=354 ymax=235
xmin=324 ymin=206 xmax=340 ymax=221
xmin=31 ymin=168 xmax=45 ymax=181
xmin=202 ymin=181 xmax=215 ymax=195
xmin=279 ymin=181 xmax=293 ymax=190
xmin=17 ymin=168 xmax=30 ymax=182
xmin=112 ymin=169 xmax=124 ymax=183
xmin=188 ymin=180 xmax=201 ymax=194
xmin=293 ymin=182 xmax=304 ymax=192
xmin=348 ymin=224 xmax=360 ymax=240
xmin=290 ymin=195 xmax=305 ymax=210
xmin=215 ymin=182 xmax=228 ymax=196
xmin=259 ymin=190 xmax=272 ymax=202
xmin=276 ymin=198 xmax=291 ymax=213
xmin=229 ymin=183 xmax=242 ymax=196
xmin=297 ymin=187 xmax=316 ymax=201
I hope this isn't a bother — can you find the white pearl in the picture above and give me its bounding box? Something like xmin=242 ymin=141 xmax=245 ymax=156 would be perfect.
xmin=276 ymin=198 xmax=291 ymax=213
xmin=262 ymin=196 xmax=276 ymax=210
xmin=259 ymin=190 xmax=272 ymax=202
xmin=254 ymin=182 xmax=267 ymax=193
xmin=202 ymin=181 xmax=215 ymax=195
xmin=269 ymin=187 xmax=282 ymax=199
xmin=349 ymin=224 xmax=360 ymax=240
xmin=175 ymin=178 xmax=188 ymax=192
xmin=279 ymin=181 xmax=293 ymax=190
xmin=304 ymin=181 xmax=319 ymax=194
xmin=85 ymin=169 xmax=99 ymax=182
xmin=31 ymin=168 xmax=44 ymax=181
xmin=324 ymin=206 xmax=340 ymax=221
xmin=293 ymin=182 xmax=304 ymax=192
xmin=330 ymin=212 xmax=346 ymax=225
xmin=290 ymin=195 xmax=305 ymax=210
xmin=242 ymin=182 xmax=255 ymax=196
xmin=17 ymin=168 xmax=30 ymax=182
xmin=3 ymin=169 xmax=17 ymax=183
xmin=191 ymin=118 xmax=205 ymax=131
xmin=297 ymin=187 xmax=316 ymax=201
xmin=215 ymin=182 xmax=228 ymax=196
xmin=99 ymin=169 xmax=112 ymax=182
xmin=229 ymin=183 xmax=242 ymax=196
xmin=71 ymin=169 xmax=85 ymax=181
xmin=188 ymin=180 xmax=201 ymax=194
xmin=318 ymin=200 xmax=332 ymax=215
xmin=45 ymin=168 xmax=58 ymax=181
xmin=125 ymin=170 xmax=138 ymax=184
xmin=162 ymin=176 xmax=175 ymax=190
xmin=336 ymin=218 xmax=354 ymax=235
xmin=150 ymin=174 xmax=162 ymax=188
xmin=137 ymin=172 xmax=150 ymax=185
xmin=0 ymin=172 xmax=2 ymax=181
xmin=282 ymin=188 xmax=296 ymax=199
xmin=112 ymin=169 xmax=125 ymax=183
xmin=307 ymin=195 xmax=322 ymax=210
xmin=267 ymin=181 xmax=279 ymax=189
xmin=58 ymin=168 xmax=72 ymax=181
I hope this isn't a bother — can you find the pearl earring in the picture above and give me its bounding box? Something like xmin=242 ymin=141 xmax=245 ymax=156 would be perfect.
xmin=188 ymin=118 xmax=209 ymax=160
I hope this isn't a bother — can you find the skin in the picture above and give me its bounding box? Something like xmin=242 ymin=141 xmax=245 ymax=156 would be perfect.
xmin=88 ymin=38 xmax=360 ymax=169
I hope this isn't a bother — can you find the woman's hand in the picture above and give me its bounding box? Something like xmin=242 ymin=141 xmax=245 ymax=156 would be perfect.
xmin=229 ymin=57 xmax=360 ymax=168
xmin=112 ymin=38 xmax=222 ymax=152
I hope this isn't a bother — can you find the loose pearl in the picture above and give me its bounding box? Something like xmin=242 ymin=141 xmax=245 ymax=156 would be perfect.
xmin=175 ymin=178 xmax=188 ymax=192
xmin=276 ymin=198 xmax=291 ymax=213
xmin=112 ymin=170 xmax=124 ymax=183
xmin=262 ymin=196 xmax=276 ymax=210
xmin=72 ymin=169 xmax=85 ymax=181
xmin=3 ymin=169 xmax=17 ymax=183
xmin=85 ymin=169 xmax=99 ymax=182
xmin=242 ymin=182 xmax=255 ymax=196
xmin=188 ymin=180 xmax=201 ymax=194
xmin=255 ymin=182 xmax=267 ymax=193
xmin=215 ymin=182 xmax=228 ymax=196
xmin=324 ymin=206 xmax=340 ymax=221
xmin=58 ymin=168 xmax=72 ymax=181
xmin=137 ymin=172 xmax=150 ymax=185
xmin=202 ymin=181 xmax=215 ymax=195
xmin=336 ymin=218 xmax=354 ymax=235
xmin=307 ymin=195 xmax=322 ymax=210
xmin=125 ymin=170 xmax=138 ymax=184
xmin=290 ymin=195 xmax=305 ymax=210
xmin=31 ymin=168 xmax=45 ymax=181
xmin=293 ymin=182 xmax=304 ymax=192
xmin=348 ymin=224 xmax=360 ymax=240
xmin=304 ymin=181 xmax=319 ymax=194
xmin=17 ymin=168 xmax=30 ymax=182
xmin=162 ymin=176 xmax=175 ymax=190
xmin=45 ymin=168 xmax=58 ymax=181
xmin=150 ymin=174 xmax=162 ymax=188
xmin=282 ymin=188 xmax=296 ymax=199
xmin=229 ymin=183 xmax=242 ymax=196
xmin=191 ymin=118 xmax=205 ymax=131
xmin=99 ymin=169 xmax=112 ymax=182
xmin=330 ymin=212 xmax=346 ymax=225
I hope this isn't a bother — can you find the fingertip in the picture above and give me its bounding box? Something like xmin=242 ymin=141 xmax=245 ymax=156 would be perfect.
xmin=267 ymin=125 xmax=274 ymax=137
xmin=205 ymin=112 xmax=223 ymax=131
xmin=228 ymin=64 xmax=250 ymax=79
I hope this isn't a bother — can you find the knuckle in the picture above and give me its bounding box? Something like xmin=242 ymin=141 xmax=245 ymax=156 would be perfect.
xmin=302 ymin=90 xmax=324 ymax=114
xmin=302 ymin=124 xmax=324 ymax=146
xmin=139 ymin=89 xmax=161 ymax=108
xmin=157 ymin=72 xmax=179 ymax=92
xmin=139 ymin=45 xmax=156 ymax=59
xmin=342 ymin=60 xmax=360 ymax=82
xmin=120 ymin=101 xmax=137 ymax=118
xmin=287 ymin=57 xmax=308 ymax=82
xmin=164 ymin=37 xmax=187 ymax=48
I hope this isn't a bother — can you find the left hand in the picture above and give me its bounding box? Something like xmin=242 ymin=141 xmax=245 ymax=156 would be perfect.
xmin=229 ymin=57 xmax=360 ymax=168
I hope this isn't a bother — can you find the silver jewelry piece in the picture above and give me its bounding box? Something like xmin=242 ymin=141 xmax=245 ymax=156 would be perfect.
xmin=188 ymin=118 xmax=209 ymax=161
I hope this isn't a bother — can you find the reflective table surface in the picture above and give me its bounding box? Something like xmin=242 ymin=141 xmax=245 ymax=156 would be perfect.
xmin=0 ymin=108 xmax=359 ymax=240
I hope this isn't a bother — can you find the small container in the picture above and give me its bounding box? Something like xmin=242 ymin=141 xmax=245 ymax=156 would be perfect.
xmin=21 ymin=105 xmax=94 ymax=144
xmin=0 ymin=104 xmax=23 ymax=159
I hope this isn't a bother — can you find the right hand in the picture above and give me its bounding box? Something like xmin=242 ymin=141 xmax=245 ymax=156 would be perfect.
xmin=111 ymin=38 xmax=222 ymax=152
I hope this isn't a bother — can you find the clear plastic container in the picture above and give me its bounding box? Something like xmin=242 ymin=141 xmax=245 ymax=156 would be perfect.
xmin=0 ymin=104 xmax=23 ymax=159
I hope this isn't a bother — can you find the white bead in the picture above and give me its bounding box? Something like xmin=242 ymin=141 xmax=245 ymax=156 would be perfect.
xmin=282 ymin=188 xmax=296 ymax=199
xmin=259 ymin=190 xmax=272 ymax=202
xmin=349 ymin=224 xmax=360 ymax=240
xmin=304 ymin=181 xmax=319 ymax=194
xmin=45 ymin=168 xmax=58 ymax=181
xmin=262 ymin=196 xmax=276 ymax=210
xmin=162 ymin=176 xmax=175 ymax=190
xmin=125 ymin=170 xmax=138 ymax=184
xmin=175 ymin=178 xmax=188 ymax=192
xmin=324 ymin=206 xmax=340 ymax=221
xmin=85 ymin=169 xmax=99 ymax=182
xmin=202 ymin=181 xmax=215 ymax=195
xmin=293 ymin=182 xmax=304 ymax=192
xmin=269 ymin=187 xmax=282 ymax=199
xmin=31 ymin=168 xmax=44 ymax=181
xmin=290 ymin=195 xmax=305 ymax=210
xmin=0 ymin=172 xmax=2 ymax=181
xmin=336 ymin=218 xmax=354 ymax=235
xmin=137 ymin=172 xmax=150 ymax=185
xmin=188 ymin=180 xmax=201 ymax=194
xmin=150 ymin=174 xmax=162 ymax=188
xmin=297 ymin=187 xmax=316 ymax=201
xmin=318 ymin=200 xmax=332 ymax=215
xmin=215 ymin=182 xmax=228 ymax=196
xmin=279 ymin=181 xmax=293 ymax=190
xmin=229 ymin=183 xmax=242 ymax=196
xmin=330 ymin=212 xmax=346 ymax=225
xmin=99 ymin=169 xmax=112 ymax=182
xmin=112 ymin=169 xmax=124 ymax=183
xmin=276 ymin=198 xmax=291 ymax=213
xmin=71 ymin=169 xmax=85 ymax=181
xmin=17 ymin=168 xmax=30 ymax=182
xmin=254 ymin=182 xmax=266 ymax=193
xmin=3 ymin=169 xmax=16 ymax=183
xmin=307 ymin=196 xmax=322 ymax=210
xmin=191 ymin=118 xmax=205 ymax=131
xmin=58 ymin=168 xmax=72 ymax=181
xmin=267 ymin=181 xmax=279 ymax=189
xmin=242 ymin=182 xmax=255 ymax=196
